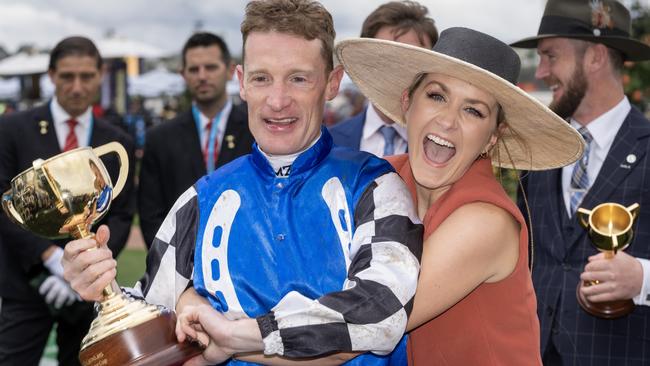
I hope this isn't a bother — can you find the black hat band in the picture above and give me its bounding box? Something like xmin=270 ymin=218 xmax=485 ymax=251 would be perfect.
xmin=539 ymin=15 xmax=629 ymax=38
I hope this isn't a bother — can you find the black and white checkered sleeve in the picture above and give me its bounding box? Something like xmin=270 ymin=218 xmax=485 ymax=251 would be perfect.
xmin=130 ymin=187 xmax=198 ymax=310
xmin=256 ymin=172 xmax=423 ymax=357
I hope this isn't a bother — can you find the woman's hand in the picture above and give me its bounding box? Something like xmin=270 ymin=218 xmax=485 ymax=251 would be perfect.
xmin=176 ymin=304 xmax=234 ymax=365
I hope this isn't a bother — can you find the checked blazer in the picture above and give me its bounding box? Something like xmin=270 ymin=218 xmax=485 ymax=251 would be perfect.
xmin=519 ymin=106 xmax=650 ymax=365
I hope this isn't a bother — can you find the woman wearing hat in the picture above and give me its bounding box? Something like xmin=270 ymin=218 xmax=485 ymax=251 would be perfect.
xmin=337 ymin=27 xmax=585 ymax=365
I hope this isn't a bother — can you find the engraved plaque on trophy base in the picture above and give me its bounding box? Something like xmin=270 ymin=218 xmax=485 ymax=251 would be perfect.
xmin=80 ymin=311 xmax=203 ymax=366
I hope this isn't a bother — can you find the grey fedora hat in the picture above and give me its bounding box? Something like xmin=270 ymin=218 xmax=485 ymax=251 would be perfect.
xmin=336 ymin=27 xmax=585 ymax=171
xmin=511 ymin=0 xmax=650 ymax=61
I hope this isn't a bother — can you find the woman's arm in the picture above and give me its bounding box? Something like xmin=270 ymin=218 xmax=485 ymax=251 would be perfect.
xmin=407 ymin=202 xmax=520 ymax=331
xmin=176 ymin=285 xmax=209 ymax=313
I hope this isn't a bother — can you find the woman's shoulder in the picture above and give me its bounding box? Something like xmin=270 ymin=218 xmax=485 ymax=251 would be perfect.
xmin=425 ymin=192 xmax=521 ymax=254
xmin=447 ymin=201 xmax=518 ymax=231
xmin=384 ymin=153 xmax=409 ymax=171
xmin=433 ymin=201 xmax=520 ymax=281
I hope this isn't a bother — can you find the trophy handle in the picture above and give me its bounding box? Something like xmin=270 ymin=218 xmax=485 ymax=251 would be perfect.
xmin=1 ymin=190 xmax=25 ymax=224
xmin=611 ymin=235 xmax=619 ymax=255
xmin=93 ymin=142 xmax=129 ymax=199
xmin=627 ymin=203 xmax=640 ymax=220
xmin=577 ymin=207 xmax=592 ymax=229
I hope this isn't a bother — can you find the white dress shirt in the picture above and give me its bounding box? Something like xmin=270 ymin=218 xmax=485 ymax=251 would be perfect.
xmin=50 ymin=97 xmax=93 ymax=150
xmin=562 ymin=97 xmax=629 ymax=215
xmin=196 ymin=99 xmax=233 ymax=150
xmin=359 ymin=104 xmax=408 ymax=157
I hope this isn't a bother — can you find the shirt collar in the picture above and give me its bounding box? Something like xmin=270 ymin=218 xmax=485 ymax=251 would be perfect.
xmin=50 ymin=96 xmax=92 ymax=128
xmin=362 ymin=103 xmax=408 ymax=141
xmin=251 ymin=126 xmax=333 ymax=178
xmin=194 ymin=99 xmax=232 ymax=129
xmin=570 ymin=97 xmax=630 ymax=150
xmin=258 ymin=132 xmax=321 ymax=178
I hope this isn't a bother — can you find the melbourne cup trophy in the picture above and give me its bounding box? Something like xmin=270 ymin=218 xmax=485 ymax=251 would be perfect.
xmin=576 ymin=202 xmax=641 ymax=319
xmin=1 ymin=142 xmax=202 ymax=365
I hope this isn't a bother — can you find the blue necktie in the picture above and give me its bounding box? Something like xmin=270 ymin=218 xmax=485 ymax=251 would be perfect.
xmin=570 ymin=127 xmax=593 ymax=214
xmin=379 ymin=125 xmax=397 ymax=156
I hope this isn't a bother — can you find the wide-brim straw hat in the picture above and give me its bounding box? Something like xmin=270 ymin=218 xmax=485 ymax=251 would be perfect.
xmin=336 ymin=27 xmax=585 ymax=171
xmin=511 ymin=0 xmax=650 ymax=61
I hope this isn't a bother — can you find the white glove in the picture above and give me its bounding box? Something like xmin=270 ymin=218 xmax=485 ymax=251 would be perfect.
xmin=43 ymin=247 xmax=64 ymax=278
xmin=38 ymin=275 xmax=81 ymax=309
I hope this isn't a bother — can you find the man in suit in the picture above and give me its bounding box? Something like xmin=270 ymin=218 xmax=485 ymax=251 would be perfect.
xmin=512 ymin=0 xmax=650 ymax=364
xmin=138 ymin=32 xmax=253 ymax=248
xmin=329 ymin=0 xmax=437 ymax=157
xmin=0 ymin=36 xmax=135 ymax=366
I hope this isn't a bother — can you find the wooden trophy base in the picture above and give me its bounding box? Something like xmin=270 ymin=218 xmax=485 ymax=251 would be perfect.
xmin=79 ymin=310 xmax=204 ymax=366
xmin=576 ymin=282 xmax=635 ymax=319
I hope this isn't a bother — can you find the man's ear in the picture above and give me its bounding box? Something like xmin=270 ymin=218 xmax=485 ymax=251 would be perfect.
xmin=584 ymin=43 xmax=608 ymax=74
xmin=325 ymin=65 xmax=344 ymax=101
xmin=227 ymin=61 xmax=236 ymax=81
xmin=236 ymin=65 xmax=246 ymax=102
xmin=98 ymin=64 xmax=107 ymax=80
xmin=400 ymin=89 xmax=411 ymax=114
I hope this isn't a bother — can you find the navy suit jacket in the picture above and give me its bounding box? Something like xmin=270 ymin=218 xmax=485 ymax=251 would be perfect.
xmin=137 ymin=103 xmax=254 ymax=247
xmin=0 ymin=104 xmax=136 ymax=301
xmin=519 ymin=106 xmax=650 ymax=365
xmin=328 ymin=110 xmax=366 ymax=150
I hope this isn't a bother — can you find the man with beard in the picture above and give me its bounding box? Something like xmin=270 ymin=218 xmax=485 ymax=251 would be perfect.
xmin=512 ymin=0 xmax=650 ymax=364
xmin=138 ymin=32 xmax=255 ymax=248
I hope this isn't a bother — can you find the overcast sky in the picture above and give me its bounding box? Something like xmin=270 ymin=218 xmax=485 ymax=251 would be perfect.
xmin=0 ymin=0 xmax=647 ymax=56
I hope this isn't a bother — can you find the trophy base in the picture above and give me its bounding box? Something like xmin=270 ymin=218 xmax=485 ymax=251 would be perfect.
xmin=576 ymin=282 xmax=635 ymax=319
xmin=79 ymin=310 xmax=203 ymax=366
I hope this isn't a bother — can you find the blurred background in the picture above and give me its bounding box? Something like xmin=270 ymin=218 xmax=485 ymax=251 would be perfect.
xmin=1 ymin=0 xmax=649 ymax=129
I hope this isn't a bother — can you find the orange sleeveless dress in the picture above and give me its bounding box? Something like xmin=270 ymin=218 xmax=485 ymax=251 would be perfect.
xmin=389 ymin=155 xmax=541 ymax=366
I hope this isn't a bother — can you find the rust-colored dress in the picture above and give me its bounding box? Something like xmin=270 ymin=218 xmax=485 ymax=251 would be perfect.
xmin=389 ymin=155 xmax=541 ymax=366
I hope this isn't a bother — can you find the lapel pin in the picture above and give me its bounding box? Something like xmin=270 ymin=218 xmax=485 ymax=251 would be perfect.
xmin=39 ymin=120 xmax=48 ymax=135
xmin=626 ymin=154 xmax=637 ymax=164
xmin=225 ymin=135 xmax=235 ymax=149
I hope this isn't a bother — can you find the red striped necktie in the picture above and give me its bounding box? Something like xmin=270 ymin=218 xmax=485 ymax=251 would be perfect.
xmin=203 ymin=121 xmax=219 ymax=170
xmin=63 ymin=119 xmax=79 ymax=152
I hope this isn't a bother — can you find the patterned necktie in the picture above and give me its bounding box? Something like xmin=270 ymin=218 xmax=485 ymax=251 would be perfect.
xmin=63 ymin=119 xmax=79 ymax=152
xmin=570 ymin=127 xmax=593 ymax=214
xmin=203 ymin=121 xmax=219 ymax=171
xmin=379 ymin=125 xmax=397 ymax=156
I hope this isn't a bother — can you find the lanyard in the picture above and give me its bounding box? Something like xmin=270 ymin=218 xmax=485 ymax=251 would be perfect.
xmin=193 ymin=101 xmax=229 ymax=173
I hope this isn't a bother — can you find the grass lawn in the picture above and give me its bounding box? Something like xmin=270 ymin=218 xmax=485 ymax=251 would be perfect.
xmin=116 ymin=248 xmax=147 ymax=286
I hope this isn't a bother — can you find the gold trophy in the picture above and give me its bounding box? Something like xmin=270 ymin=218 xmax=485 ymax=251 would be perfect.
xmin=576 ymin=202 xmax=640 ymax=319
xmin=2 ymin=142 xmax=202 ymax=365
